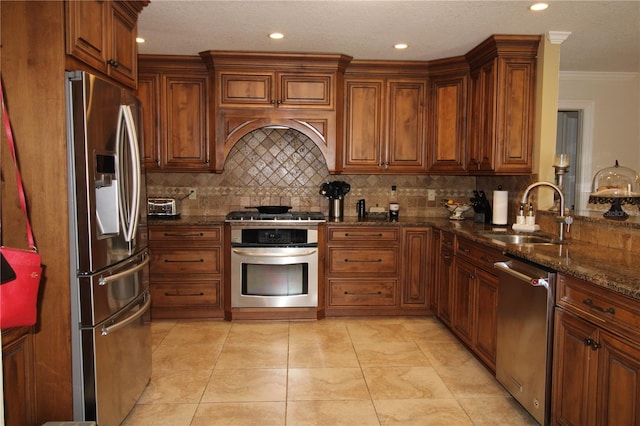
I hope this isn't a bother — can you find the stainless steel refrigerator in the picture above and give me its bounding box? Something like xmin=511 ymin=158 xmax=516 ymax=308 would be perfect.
xmin=66 ymin=71 xmax=151 ymax=426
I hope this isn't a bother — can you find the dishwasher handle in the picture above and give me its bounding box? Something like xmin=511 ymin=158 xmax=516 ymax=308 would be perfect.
xmin=494 ymin=261 xmax=549 ymax=287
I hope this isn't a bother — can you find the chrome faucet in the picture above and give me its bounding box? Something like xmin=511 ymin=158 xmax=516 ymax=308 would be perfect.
xmin=521 ymin=181 xmax=573 ymax=241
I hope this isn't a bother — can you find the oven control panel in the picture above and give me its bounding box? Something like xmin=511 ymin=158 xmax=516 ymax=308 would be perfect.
xmin=231 ymin=228 xmax=318 ymax=246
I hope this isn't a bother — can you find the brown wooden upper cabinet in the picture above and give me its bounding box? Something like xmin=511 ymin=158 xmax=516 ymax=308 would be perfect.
xmin=426 ymin=58 xmax=469 ymax=174
xmin=465 ymin=35 xmax=540 ymax=175
xmin=219 ymin=72 xmax=334 ymax=110
xmin=200 ymin=51 xmax=352 ymax=173
xmin=65 ymin=0 xmax=147 ymax=89
xmin=342 ymin=63 xmax=428 ymax=174
xmin=138 ymin=56 xmax=212 ymax=172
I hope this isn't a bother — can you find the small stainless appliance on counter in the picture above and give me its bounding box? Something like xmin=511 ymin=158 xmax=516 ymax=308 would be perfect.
xmin=66 ymin=71 xmax=151 ymax=426
xmin=494 ymin=258 xmax=557 ymax=426
xmin=148 ymin=197 xmax=179 ymax=218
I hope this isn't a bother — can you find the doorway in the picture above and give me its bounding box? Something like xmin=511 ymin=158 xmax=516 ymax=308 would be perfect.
xmin=556 ymin=110 xmax=579 ymax=210
xmin=556 ymin=100 xmax=595 ymax=212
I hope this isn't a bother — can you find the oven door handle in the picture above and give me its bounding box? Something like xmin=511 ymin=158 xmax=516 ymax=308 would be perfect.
xmin=232 ymin=248 xmax=317 ymax=257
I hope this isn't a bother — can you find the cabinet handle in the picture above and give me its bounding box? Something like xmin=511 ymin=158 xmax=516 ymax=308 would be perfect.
xmin=459 ymin=247 xmax=470 ymax=253
xmin=163 ymin=232 xmax=205 ymax=237
xmin=468 ymin=274 xmax=476 ymax=279
xmin=584 ymin=337 xmax=601 ymax=350
xmin=164 ymin=292 xmax=205 ymax=297
xmin=344 ymin=233 xmax=383 ymax=237
xmin=443 ymin=255 xmax=452 ymax=261
xmin=107 ymin=59 xmax=119 ymax=67
xmin=164 ymin=259 xmax=204 ymax=263
xmin=344 ymin=291 xmax=383 ymax=296
xmin=442 ymin=240 xmax=453 ymax=246
xmin=583 ymin=298 xmax=616 ymax=314
xmin=344 ymin=258 xmax=382 ymax=263
xmin=480 ymin=255 xmax=494 ymax=263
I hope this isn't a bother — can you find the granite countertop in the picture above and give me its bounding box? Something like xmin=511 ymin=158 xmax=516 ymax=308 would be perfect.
xmin=149 ymin=215 xmax=640 ymax=301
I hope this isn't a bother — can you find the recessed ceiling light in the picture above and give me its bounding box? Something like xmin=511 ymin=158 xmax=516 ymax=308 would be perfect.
xmin=269 ymin=32 xmax=284 ymax=40
xmin=394 ymin=43 xmax=408 ymax=50
xmin=136 ymin=37 xmax=146 ymax=44
xmin=529 ymin=3 xmax=549 ymax=11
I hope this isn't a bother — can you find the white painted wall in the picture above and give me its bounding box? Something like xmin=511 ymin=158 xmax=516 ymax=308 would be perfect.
xmin=558 ymin=72 xmax=640 ymax=210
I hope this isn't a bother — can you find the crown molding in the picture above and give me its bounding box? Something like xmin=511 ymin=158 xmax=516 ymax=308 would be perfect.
xmin=560 ymin=71 xmax=638 ymax=81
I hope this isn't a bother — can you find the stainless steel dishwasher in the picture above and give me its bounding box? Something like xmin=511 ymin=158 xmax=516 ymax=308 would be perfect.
xmin=494 ymin=258 xmax=557 ymax=426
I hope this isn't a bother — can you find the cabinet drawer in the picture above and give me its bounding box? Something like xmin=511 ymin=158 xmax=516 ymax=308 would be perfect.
xmin=149 ymin=226 xmax=222 ymax=244
xmin=455 ymin=237 xmax=506 ymax=271
xmin=328 ymin=227 xmax=399 ymax=243
xmin=328 ymin=247 xmax=398 ymax=274
xmin=151 ymin=282 xmax=220 ymax=307
xmin=329 ymin=279 xmax=397 ymax=306
xmin=557 ymin=274 xmax=640 ymax=340
xmin=150 ymin=248 xmax=221 ymax=274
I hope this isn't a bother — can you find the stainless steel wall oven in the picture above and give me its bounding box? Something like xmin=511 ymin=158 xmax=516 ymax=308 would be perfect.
xmin=226 ymin=211 xmax=325 ymax=308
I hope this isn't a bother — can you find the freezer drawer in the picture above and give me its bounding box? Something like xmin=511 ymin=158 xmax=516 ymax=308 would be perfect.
xmin=78 ymin=250 xmax=149 ymax=326
xmin=80 ymin=291 xmax=151 ymax=426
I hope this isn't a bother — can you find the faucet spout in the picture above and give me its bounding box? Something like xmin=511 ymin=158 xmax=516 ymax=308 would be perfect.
xmin=521 ymin=181 xmax=572 ymax=241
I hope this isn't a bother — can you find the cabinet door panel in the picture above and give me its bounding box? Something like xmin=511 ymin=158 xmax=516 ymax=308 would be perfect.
xmin=164 ymin=76 xmax=209 ymax=168
xmin=280 ymin=74 xmax=332 ymax=108
xmin=386 ymin=80 xmax=426 ymax=169
xmin=108 ymin=3 xmax=137 ymax=86
xmin=428 ymin=75 xmax=467 ymax=172
xmin=596 ymin=331 xmax=640 ymax=426
xmin=137 ymin=73 xmax=162 ymax=169
xmin=552 ymin=309 xmax=598 ymax=426
xmin=452 ymin=258 xmax=475 ymax=345
xmin=343 ymin=79 xmax=384 ymax=169
xmin=220 ymin=73 xmax=274 ymax=106
xmin=475 ymin=268 xmax=498 ymax=368
xmin=494 ymin=59 xmax=535 ymax=172
xmin=437 ymin=248 xmax=454 ymax=326
xmin=65 ymin=0 xmax=109 ymax=72
xmin=402 ymin=228 xmax=431 ymax=306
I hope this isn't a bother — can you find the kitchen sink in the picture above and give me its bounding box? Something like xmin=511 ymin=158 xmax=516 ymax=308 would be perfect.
xmin=480 ymin=233 xmax=560 ymax=245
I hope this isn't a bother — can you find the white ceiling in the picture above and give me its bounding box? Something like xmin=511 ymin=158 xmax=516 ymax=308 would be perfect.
xmin=137 ymin=0 xmax=640 ymax=72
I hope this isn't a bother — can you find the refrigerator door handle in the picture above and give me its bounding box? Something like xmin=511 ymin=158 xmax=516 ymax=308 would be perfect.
xmin=99 ymin=254 xmax=149 ymax=286
xmin=101 ymin=294 xmax=150 ymax=336
xmin=116 ymin=104 xmax=141 ymax=243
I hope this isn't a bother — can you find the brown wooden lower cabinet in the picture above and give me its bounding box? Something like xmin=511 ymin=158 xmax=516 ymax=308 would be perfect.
xmin=148 ymin=224 xmax=224 ymax=319
xmin=447 ymin=236 xmax=505 ymax=371
xmin=324 ymin=225 xmax=431 ymax=316
xmin=552 ymin=274 xmax=640 ymax=425
xmin=2 ymin=327 xmax=36 ymax=426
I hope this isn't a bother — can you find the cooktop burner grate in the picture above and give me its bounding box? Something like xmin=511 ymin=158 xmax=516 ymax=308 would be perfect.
xmin=225 ymin=211 xmax=326 ymax=222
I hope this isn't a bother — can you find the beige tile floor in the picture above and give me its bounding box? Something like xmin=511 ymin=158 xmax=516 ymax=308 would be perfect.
xmin=122 ymin=317 xmax=538 ymax=425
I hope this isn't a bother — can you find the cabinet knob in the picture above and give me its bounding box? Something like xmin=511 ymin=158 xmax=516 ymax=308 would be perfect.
xmin=584 ymin=337 xmax=601 ymax=351
xmin=107 ymin=59 xmax=119 ymax=68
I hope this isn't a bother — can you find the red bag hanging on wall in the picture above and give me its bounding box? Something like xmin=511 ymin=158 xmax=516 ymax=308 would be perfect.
xmin=1 ymin=78 xmax=43 ymax=329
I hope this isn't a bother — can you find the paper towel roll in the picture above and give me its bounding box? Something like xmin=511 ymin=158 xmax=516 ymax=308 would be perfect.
xmin=492 ymin=190 xmax=509 ymax=225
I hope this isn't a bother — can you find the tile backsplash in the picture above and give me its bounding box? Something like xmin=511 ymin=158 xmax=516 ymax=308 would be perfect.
xmin=146 ymin=128 xmax=476 ymax=218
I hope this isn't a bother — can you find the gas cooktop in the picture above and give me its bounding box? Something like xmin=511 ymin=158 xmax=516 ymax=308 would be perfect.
xmin=225 ymin=211 xmax=326 ymax=223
